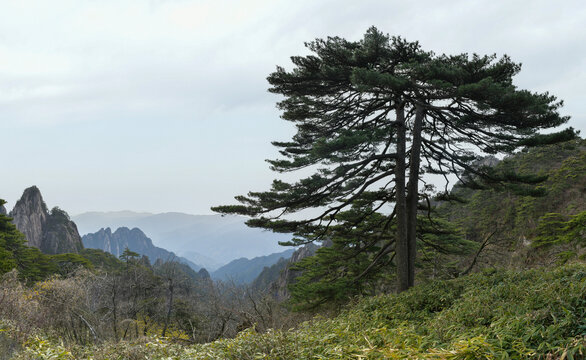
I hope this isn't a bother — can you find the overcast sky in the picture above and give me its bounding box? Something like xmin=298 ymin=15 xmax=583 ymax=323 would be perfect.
xmin=2 ymin=0 xmax=585 ymax=215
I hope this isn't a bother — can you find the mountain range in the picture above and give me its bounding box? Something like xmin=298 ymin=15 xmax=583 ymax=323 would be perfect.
xmin=211 ymin=248 xmax=295 ymax=284
xmin=72 ymin=211 xmax=292 ymax=268
xmin=82 ymin=227 xmax=202 ymax=270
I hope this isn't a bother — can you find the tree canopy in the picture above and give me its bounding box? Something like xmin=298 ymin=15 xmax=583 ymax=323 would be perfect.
xmin=213 ymin=27 xmax=575 ymax=296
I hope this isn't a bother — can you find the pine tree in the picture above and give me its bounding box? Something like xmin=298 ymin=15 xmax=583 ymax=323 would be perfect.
xmin=0 ymin=199 xmax=55 ymax=280
xmin=0 ymin=199 xmax=20 ymax=274
xmin=213 ymin=27 xmax=575 ymax=292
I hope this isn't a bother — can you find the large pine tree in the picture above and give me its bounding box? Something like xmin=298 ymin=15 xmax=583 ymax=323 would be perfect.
xmin=213 ymin=27 xmax=575 ymax=292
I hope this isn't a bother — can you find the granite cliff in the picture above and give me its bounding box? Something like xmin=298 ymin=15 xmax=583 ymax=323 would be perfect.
xmin=10 ymin=186 xmax=83 ymax=254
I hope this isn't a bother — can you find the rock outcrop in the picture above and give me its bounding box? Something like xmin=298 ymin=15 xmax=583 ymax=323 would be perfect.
xmin=10 ymin=186 xmax=83 ymax=254
xmin=0 ymin=203 xmax=7 ymax=215
xmin=10 ymin=186 xmax=47 ymax=249
xmin=42 ymin=207 xmax=84 ymax=254
xmin=82 ymin=227 xmax=201 ymax=271
xmin=266 ymin=243 xmax=319 ymax=301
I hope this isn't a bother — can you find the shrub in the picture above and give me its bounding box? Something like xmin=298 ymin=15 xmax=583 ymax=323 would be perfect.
xmin=7 ymin=263 xmax=586 ymax=359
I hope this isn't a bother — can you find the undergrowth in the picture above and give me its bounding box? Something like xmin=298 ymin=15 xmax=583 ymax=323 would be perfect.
xmin=7 ymin=263 xmax=586 ymax=359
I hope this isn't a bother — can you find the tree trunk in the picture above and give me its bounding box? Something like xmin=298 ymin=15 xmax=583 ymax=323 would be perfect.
xmin=394 ymin=102 xmax=410 ymax=292
xmin=162 ymin=278 xmax=174 ymax=337
xmin=111 ymin=278 xmax=118 ymax=340
xmin=406 ymin=105 xmax=425 ymax=288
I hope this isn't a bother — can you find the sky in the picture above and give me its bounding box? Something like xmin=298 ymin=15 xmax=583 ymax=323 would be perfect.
xmin=2 ymin=0 xmax=585 ymax=215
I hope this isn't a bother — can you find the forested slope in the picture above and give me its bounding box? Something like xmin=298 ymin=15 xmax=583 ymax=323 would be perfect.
xmin=438 ymin=138 xmax=586 ymax=272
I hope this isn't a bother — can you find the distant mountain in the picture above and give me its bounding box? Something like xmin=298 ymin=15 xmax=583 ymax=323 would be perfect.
xmin=10 ymin=186 xmax=83 ymax=254
xmin=181 ymin=251 xmax=222 ymax=272
xmin=73 ymin=211 xmax=155 ymax=234
xmin=83 ymin=227 xmax=201 ymax=271
xmin=72 ymin=211 xmax=292 ymax=265
xmin=211 ymin=249 xmax=295 ymax=284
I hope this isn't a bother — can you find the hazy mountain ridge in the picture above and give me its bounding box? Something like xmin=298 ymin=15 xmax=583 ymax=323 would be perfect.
xmin=180 ymin=251 xmax=221 ymax=272
xmin=73 ymin=211 xmax=292 ymax=265
xmin=211 ymin=248 xmax=295 ymax=284
xmin=82 ymin=227 xmax=202 ymax=271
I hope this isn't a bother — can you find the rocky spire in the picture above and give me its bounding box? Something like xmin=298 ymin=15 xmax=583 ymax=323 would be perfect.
xmin=10 ymin=186 xmax=83 ymax=254
xmin=270 ymin=242 xmax=320 ymax=301
xmin=10 ymin=186 xmax=47 ymax=249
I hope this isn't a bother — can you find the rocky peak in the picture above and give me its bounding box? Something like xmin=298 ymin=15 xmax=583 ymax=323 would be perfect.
xmin=271 ymin=243 xmax=319 ymax=301
xmin=43 ymin=207 xmax=84 ymax=254
xmin=289 ymin=242 xmax=319 ymax=264
xmin=475 ymin=155 xmax=500 ymax=168
xmin=10 ymin=186 xmax=48 ymax=249
xmin=100 ymin=227 xmax=113 ymax=236
xmin=10 ymin=186 xmax=83 ymax=254
xmin=0 ymin=202 xmax=6 ymax=216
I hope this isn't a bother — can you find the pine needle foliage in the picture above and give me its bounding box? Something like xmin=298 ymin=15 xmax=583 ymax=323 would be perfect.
xmin=213 ymin=27 xmax=576 ymax=293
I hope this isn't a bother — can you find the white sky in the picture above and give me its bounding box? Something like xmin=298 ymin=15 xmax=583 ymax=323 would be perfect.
xmin=2 ymin=0 xmax=585 ymax=215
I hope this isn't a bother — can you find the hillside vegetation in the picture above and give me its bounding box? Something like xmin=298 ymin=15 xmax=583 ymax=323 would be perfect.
xmin=2 ymin=139 xmax=585 ymax=359
xmin=275 ymin=139 xmax=586 ymax=309
xmin=1 ymin=141 xmax=583 ymax=358
xmin=437 ymin=138 xmax=586 ymax=272
xmin=4 ymin=263 xmax=585 ymax=359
